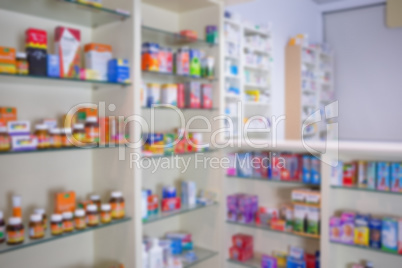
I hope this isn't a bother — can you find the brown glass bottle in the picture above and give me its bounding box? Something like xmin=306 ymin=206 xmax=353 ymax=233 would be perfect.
xmin=6 ymin=217 xmax=24 ymax=245
xmin=29 ymin=214 xmax=44 ymax=239
xmin=86 ymin=205 xmax=99 ymax=227
xmin=110 ymin=191 xmax=125 ymax=220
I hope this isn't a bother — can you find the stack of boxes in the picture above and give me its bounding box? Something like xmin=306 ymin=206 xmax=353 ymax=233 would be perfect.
xmin=227 ymin=194 xmax=258 ymax=224
xmin=229 ymin=234 xmax=254 ymax=262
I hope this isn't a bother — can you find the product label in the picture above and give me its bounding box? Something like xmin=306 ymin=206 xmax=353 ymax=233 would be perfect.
xmin=85 ymin=126 xmax=99 ymax=143
xmin=29 ymin=225 xmax=44 ymax=238
xmin=101 ymin=212 xmax=112 ymax=223
xmin=51 ymin=222 xmax=63 ymax=235
xmin=37 ymin=134 xmax=50 ymax=148
xmin=0 ymin=136 xmax=10 ymax=150
xmin=75 ymin=218 xmax=86 ymax=229
xmin=7 ymin=229 xmax=24 ymax=243
xmin=86 ymin=214 xmax=99 ymax=226
xmin=63 ymin=221 xmax=74 ymax=232
xmin=111 ymin=202 xmax=125 ymax=219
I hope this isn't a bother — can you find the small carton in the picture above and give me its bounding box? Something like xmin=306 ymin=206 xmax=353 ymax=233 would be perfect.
xmin=181 ymin=181 xmax=196 ymax=207
xmin=236 ymin=153 xmax=253 ymax=178
xmin=0 ymin=107 xmax=17 ymax=123
xmin=161 ymin=197 xmax=181 ymax=212
xmin=398 ymin=218 xmax=402 ymax=254
xmin=84 ymin=43 xmax=112 ymax=81
xmin=201 ymin=84 xmax=213 ymax=109
xmin=143 ymin=133 xmax=164 ymax=155
xmin=163 ymin=133 xmax=175 ymax=156
xmin=185 ymin=82 xmax=201 ymax=109
xmin=27 ymin=47 xmax=47 ymax=76
xmin=26 ymin=28 xmax=47 ymax=49
xmin=270 ymin=154 xmax=282 ymax=181
xmin=147 ymin=83 xmax=161 ymax=107
xmin=55 ymin=26 xmax=81 ymax=78
xmin=307 ymin=207 xmax=320 ymax=235
xmin=341 ymin=212 xmax=355 ymax=244
xmin=382 ymin=217 xmax=398 ymax=253
xmin=343 ymin=162 xmax=356 ymax=187
xmin=293 ymin=205 xmax=307 ymax=233
xmin=330 ymin=216 xmax=342 ymax=242
xmin=8 ymin=121 xmax=30 ymax=136
xmin=302 ymin=155 xmax=311 ymax=184
xmin=367 ymin=162 xmax=377 ymax=190
xmin=0 ymin=47 xmax=16 ymax=74
xmin=161 ymin=84 xmax=178 ymax=106
xmin=252 ymin=152 xmax=269 ymax=178
xmin=369 ymin=218 xmax=382 ymax=249
xmin=354 ymin=214 xmax=370 ymax=246
xmin=330 ymin=160 xmax=343 ymax=186
xmin=108 ymin=59 xmax=130 ymax=83
xmin=289 ymin=246 xmax=304 ymax=260
xmin=227 ymin=153 xmax=237 ymax=177
xmin=11 ymin=135 xmax=38 ymax=151
xmin=261 ymin=255 xmax=277 ymax=268
xmin=232 ymin=233 xmax=253 ymax=249
xmin=357 ymin=161 xmax=368 ymax=188
xmin=391 ymin=163 xmax=402 ymax=193
xmin=47 ymin=54 xmax=60 ymax=78
xmin=311 ymin=157 xmax=321 ymax=185
xmin=377 ymin=162 xmax=391 ymax=191
xmin=55 ymin=191 xmax=76 ymax=213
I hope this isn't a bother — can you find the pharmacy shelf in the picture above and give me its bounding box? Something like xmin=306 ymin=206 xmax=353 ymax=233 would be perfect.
xmin=0 ymin=73 xmax=130 ymax=89
xmin=244 ymin=65 xmax=270 ymax=72
xmin=244 ymin=83 xmax=270 ymax=89
xmin=142 ymin=149 xmax=218 ymax=159
xmin=330 ymin=241 xmax=402 ymax=257
xmin=0 ymin=144 xmax=127 ymax=156
xmin=226 ymin=221 xmax=320 ymax=240
xmin=142 ymin=107 xmax=218 ymax=111
xmin=227 ymin=258 xmax=260 ymax=268
xmin=182 ymin=247 xmax=218 ymax=268
xmin=331 ymin=186 xmax=402 ymax=196
xmin=0 ymin=0 xmax=130 ymax=28
xmin=142 ymin=70 xmax=217 ymax=82
xmin=142 ymin=25 xmax=218 ymax=47
xmin=143 ymin=202 xmax=218 ymax=225
xmin=226 ymin=176 xmax=320 ymax=187
xmin=0 ymin=217 xmax=131 ymax=254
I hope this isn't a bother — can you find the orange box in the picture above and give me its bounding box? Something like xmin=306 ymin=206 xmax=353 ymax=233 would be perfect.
xmin=84 ymin=43 xmax=112 ymax=53
xmin=0 ymin=47 xmax=16 ymax=74
xmin=0 ymin=107 xmax=17 ymax=123
xmin=55 ymin=191 xmax=76 ymax=214
xmin=85 ymin=108 xmax=98 ymax=117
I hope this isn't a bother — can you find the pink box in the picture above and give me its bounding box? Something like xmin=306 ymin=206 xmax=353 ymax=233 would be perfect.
xmin=185 ymin=82 xmax=201 ymax=108
xmin=201 ymin=84 xmax=213 ymax=109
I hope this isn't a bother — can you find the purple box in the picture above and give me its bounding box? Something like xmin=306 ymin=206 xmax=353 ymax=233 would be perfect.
xmin=261 ymin=255 xmax=277 ymax=268
xmin=341 ymin=212 xmax=355 ymax=244
xmin=330 ymin=217 xmax=342 ymax=242
xmin=227 ymin=153 xmax=237 ymax=177
xmin=238 ymin=195 xmax=255 ymax=224
xmin=227 ymin=194 xmax=240 ymax=222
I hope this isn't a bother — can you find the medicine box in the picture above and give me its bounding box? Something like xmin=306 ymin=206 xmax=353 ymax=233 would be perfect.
xmin=311 ymin=157 xmax=321 ymax=184
xmin=236 ymin=153 xmax=253 ymax=177
xmin=307 ymin=207 xmax=320 ymax=235
xmin=55 ymin=26 xmax=81 ymax=78
xmin=55 ymin=191 xmax=76 ymax=213
xmin=391 ymin=163 xmax=402 ymax=192
xmin=84 ymin=43 xmax=112 ymax=81
xmin=366 ymin=162 xmax=376 ymax=190
xmin=147 ymin=83 xmax=161 ymax=107
xmin=201 ymin=84 xmax=213 ymax=109
xmin=398 ymin=219 xmax=402 ymax=254
xmin=11 ymin=135 xmax=38 ymax=151
xmin=343 ymin=162 xmax=356 ymax=187
xmin=330 ymin=217 xmax=342 ymax=242
xmin=0 ymin=47 xmax=16 ymax=74
xmin=354 ymin=214 xmax=370 ymax=246
xmin=330 ymin=161 xmax=343 ymax=186
xmin=182 ymin=181 xmax=196 ymax=206
xmin=382 ymin=217 xmax=398 ymax=253
xmin=369 ymin=218 xmax=382 ymax=249
xmin=8 ymin=121 xmax=30 ymax=136
xmin=377 ymin=162 xmax=391 ymax=191
xmin=26 ymin=28 xmax=47 ymax=49
xmin=47 ymin=54 xmax=60 ymax=78
xmin=302 ymin=155 xmax=311 ymax=183
xmin=142 ymin=42 xmax=159 ymax=72
xmin=341 ymin=212 xmax=355 ymax=244
xmin=186 ymin=82 xmax=201 ymax=108
xmin=108 ymin=59 xmax=130 ymax=83
xmin=27 ymin=47 xmax=47 ymax=76
xmin=0 ymin=107 xmax=17 ymax=123
xmin=261 ymin=255 xmax=277 ymax=268
xmin=161 ymin=84 xmax=177 ymax=106
xmin=227 ymin=153 xmax=237 ymax=176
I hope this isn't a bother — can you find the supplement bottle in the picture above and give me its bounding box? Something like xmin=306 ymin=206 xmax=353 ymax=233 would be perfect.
xmin=0 ymin=126 xmax=10 ymax=151
xmin=49 ymin=128 xmax=62 ymax=148
xmin=35 ymin=124 xmax=50 ymax=149
xmin=74 ymin=209 xmax=86 ymax=230
xmin=34 ymin=208 xmax=47 ymax=230
xmin=29 ymin=214 xmax=45 ymax=239
xmin=86 ymin=204 xmax=99 ymax=227
xmin=85 ymin=116 xmax=99 ymax=144
xmin=50 ymin=214 xmax=63 ymax=236
xmin=110 ymin=191 xmax=125 ymax=219
xmin=7 ymin=217 xmax=24 ymax=245
xmin=72 ymin=123 xmax=85 ymax=144
xmin=62 ymin=212 xmax=74 ymax=233
xmin=90 ymin=195 xmax=101 ymax=211
xmin=101 ymin=204 xmax=112 ymax=224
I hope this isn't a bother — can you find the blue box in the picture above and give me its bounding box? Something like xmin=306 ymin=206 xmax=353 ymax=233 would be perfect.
xmin=302 ymin=155 xmax=311 ymax=184
xmin=377 ymin=162 xmax=391 ymax=191
xmin=108 ymin=59 xmax=130 ymax=83
xmin=311 ymin=157 xmax=321 ymax=185
xmin=369 ymin=218 xmax=382 ymax=249
xmin=47 ymin=54 xmax=60 ymax=78
xmin=236 ymin=153 xmax=253 ymax=178
xmin=391 ymin=163 xmax=402 ymax=192
xmin=287 ymin=257 xmax=306 ymax=268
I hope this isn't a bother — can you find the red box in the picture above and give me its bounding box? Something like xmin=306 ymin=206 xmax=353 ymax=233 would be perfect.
xmin=201 ymin=84 xmax=213 ymax=109
xmin=229 ymin=246 xmax=253 ymax=262
xmin=232 ymin=234 xmax=253 ymax=249
xmin=26 ymin=28 xmax=47 ymax=49
xmin=162 ymin=197 xmax=181 ymax=212
xmin=177 ymin=84 xmax=185 ymax=108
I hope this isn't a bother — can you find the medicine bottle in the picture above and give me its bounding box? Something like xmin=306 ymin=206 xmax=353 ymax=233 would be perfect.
xmin=110 ymin=191 xmax=125 ymax=219
xmin=62 ymin=128 xmax=73 ymax=147
xmin=50 ymin=128 xmax=62 ymax=148
xmin=6 ymin=217 xmax=24 ymax=245
xmin=74 ymin=209 xmax=86 ymax=230
xmin=86 ymin=205 xmax=99 ymax=227
xmin=85 ymin=116 xmax=99 ymax=144
xmin=0 ymin=211 xmax=5 ymax=243
xmin=62 ymin=212 xmax=74 ymax=233
xmin=35 ymin=124 xmax=50 ymax=149
xmin=29 ymin=214 xmax=44 ymax=239
xmin=100 ymin=204 xmax=112 ymax=224
xmin=16 ymin=52 xmax=28 ymax=75
xmin=72 ymin=123 xmax=85 ymax=144
xmin=90 ymin=195 xmax=101 ymax=211
xmin=0 ymin=126 xmax=10 ymax=151
xmin=50 ymin=214 xmax=63 ymax=236
xmin=34 ymin=208 xmax=47 ymax=230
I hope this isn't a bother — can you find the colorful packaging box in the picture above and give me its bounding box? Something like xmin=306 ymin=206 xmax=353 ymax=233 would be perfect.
xmin=47 ymin=54 xmax=60 ymax=78
xmin=366 ymin=162 xmax=377 ymax=190
xmin=175 ymin=48 xmax=189 ymax=75
xmin=237 ymin=194 xmax=258 ymax=224
xmin=377 ymin=162 xmax=391 ymax=191
xmin=270 ymin=154 xmax=282 ymax=181
xmin=177 ymin=83 xmax=185 ymax=108
xmin=232 ymin=233 xmax=253 ymax=249
xmin=271 ymin=219 xmax=286 ymax=231
xmin=185 ymin=82 xmax=201 ymax=108
xmin=330 ymin=217 xmax=342 ymax=242
xmin=330 ymin=161 xmax=343 ymax=186
xmin=391 ymin=163 xmax=402 ymax=192
xmin=343 ymin=162 xmax=357 ymax=187
xmin=26 ymin=47 xmax=47 ymax=76
xmin=163 ymin=133 xmax=175 ymax=155
xmin=261 ymin=255 xmax=277 ymax=268
xmin=84 ymin=43 xmax=112 ymax=81
xmin=382 ymin=217 xmax=398 ymax=253
xmin=161 ymin=84 xmax=177 ymax=106
xmin=143 ymin=133 xmax=164 ymax=155
xmin=287 ymin=257 xmax=306 ymax=268
xmin=201 ymin=84 xmax=213 ymax=109
xmin=26 ymin=28 xmax=47 ymax=49
xmin=227 ymin=153 xmax=237 ymax=176
xmin=181 ymin=181 xmax=196 ymax=206
xmin=252 ymin=152 xmax=269 ymax=178
xmin=55 ymin=26 xmax=81 ymax=78
xmin=294 ymin=205 xmax=307 ymax=233
xmin=142 ymin=42 xmax=159 ymax=72
xmin=147 ymin=83 xmax=161 ymax=107
xmin=311 ymin=157 xmax=321 ymax=185
xmin=8 ymin=121 xmax=30 ymax=136
xmin=161 ymin=197 xmax=181 ymax=212
xmin=341 ymin=212 xmax=355 ymax=244
xmin=302 ymin=155 xmax=311 ymax=184
xmin=307 ymin=207 xmax=320 ymax=235
xmin=11 ymin=135 xmax=38 ymax=151
xmin=0 ymin=107 xmax=17 ymax=123
xmin=354 ymin=214 xmax=370 ymax=246
xmin=55 ymin=191 xmax=76 ymax=213
xmin=206 ymin=25 xmax=218 ymax=44
xmin=227 ymin=194 xmax=239 ymax=222
xmin=147 ymin=194 xmax=158 ymax=216
xmin=236 ymin=153 xmax=253 ymax=177
xmin=369 ymin=218 xmax=382 ymax=249
xmin=189 ymin=49 xmax=201 ymax=77
xmin=158 ymin=47 xmax=173 ymax=73
xmin=108 ymin=59 xmax=130 ymax=83
xmin=0 ymin=47 xmax=16 ymax=74
xmin=357 ymin=161 xmax=368 ymax=188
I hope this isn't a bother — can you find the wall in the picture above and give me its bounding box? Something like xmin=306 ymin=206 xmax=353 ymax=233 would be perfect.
xmin=324 ymin=3 xmax=402 ymax=142
xmin=226 ymin=0 xmax=322 ymax=140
